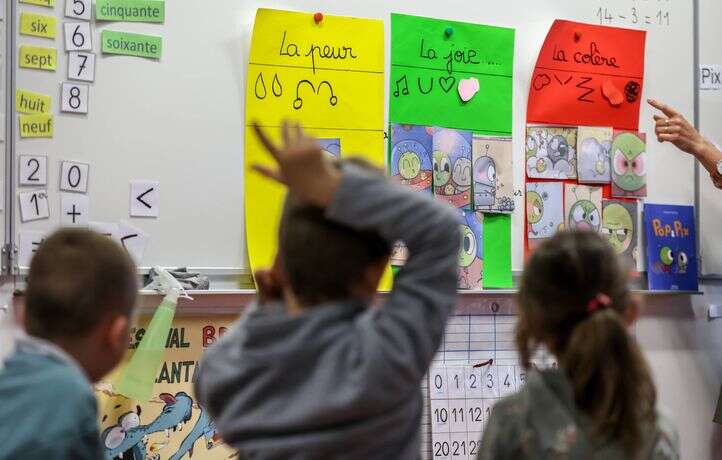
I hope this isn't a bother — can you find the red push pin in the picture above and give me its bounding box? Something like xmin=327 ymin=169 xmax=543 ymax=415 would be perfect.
xmin=314 ymin=12 xmax=323 ymax=24
xmin=574 ymin=30 xmax=582 ymax=42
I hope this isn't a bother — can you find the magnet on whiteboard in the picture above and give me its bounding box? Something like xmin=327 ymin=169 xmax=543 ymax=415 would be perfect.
xmin=708 ymin=304 xmax=722 ymax=321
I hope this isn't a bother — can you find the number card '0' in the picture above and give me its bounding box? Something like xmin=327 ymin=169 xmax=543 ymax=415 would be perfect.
xmin=68 ymin=52 xmax=95 ymax=82
xmin=61 ymin=83 xmax=89 ymax=113
xmin=60 ymin=161 xmax=89 ymax=192
xmin=19 ymin=155 xmax=48 ymax=186
xmin=64 ymin=22 xmax=91 ymax=51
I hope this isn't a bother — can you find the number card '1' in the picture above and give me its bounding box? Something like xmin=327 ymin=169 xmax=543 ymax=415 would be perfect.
xmin=19 ymin=190 xmax=50 ymax=222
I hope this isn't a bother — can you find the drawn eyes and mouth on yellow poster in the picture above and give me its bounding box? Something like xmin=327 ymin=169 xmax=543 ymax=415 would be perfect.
xmin=243 ymin=9 xmax=389 ymax=289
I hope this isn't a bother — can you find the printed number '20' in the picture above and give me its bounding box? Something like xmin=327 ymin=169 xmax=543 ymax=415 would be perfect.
xmin=434 ymin=441 xmax=450 ymax=457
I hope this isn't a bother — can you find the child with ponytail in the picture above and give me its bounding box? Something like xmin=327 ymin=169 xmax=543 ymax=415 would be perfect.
xmin=479 ymin=230 xmax=680 ymax=459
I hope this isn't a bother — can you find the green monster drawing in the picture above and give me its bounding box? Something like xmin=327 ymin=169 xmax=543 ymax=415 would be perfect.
xmin=660 ymin=246 xmax=674 ymax=266
xmin=398 ymin=152 xmax=421 ymax=180
xmin=458 ymin=225 xmax=475 ymax=268
xmin=568 ymin=199 xmax=600 ymax=232
xmin=612 ymin=133 xmax=646 ymax=192
xmin=527 ymin=191 xmax=543 ymax=225
xmin=433 ymin=151 xmax=451 ymax=186
xmin=602 ymin=203 xmax=634 ymax=254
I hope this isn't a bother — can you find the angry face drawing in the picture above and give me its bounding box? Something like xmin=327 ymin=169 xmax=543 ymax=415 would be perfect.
xmin=612 ymin=132 xmax=646 ymax=194
xmin=602 ymin=202 xmax=634 ymax=254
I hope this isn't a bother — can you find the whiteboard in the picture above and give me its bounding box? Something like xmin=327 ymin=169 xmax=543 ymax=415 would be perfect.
xmin=698 ymin=0 xmax=722 ymax=276
xmin=11 ymin=0 xmax=694 ymax=274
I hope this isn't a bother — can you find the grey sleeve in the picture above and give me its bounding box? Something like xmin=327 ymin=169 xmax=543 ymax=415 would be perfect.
xmin=326 ymin=163 xmax=460 ymax=394
xmin=477 ymin=405 xmax=515 ymax=460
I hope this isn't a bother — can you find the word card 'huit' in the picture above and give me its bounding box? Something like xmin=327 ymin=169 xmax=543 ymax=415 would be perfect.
xmin=244 ymin=9 xmax=385 ymax=286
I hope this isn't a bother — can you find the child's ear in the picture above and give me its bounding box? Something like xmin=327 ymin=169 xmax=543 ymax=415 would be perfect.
xmin=106 ymin=314 xmax=130 ymax=361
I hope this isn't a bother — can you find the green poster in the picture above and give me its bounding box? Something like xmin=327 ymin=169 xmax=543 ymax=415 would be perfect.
xmin=389 ymin=13 xmax=514 ymax=133
xmin=483 ymin=214 xmax=512 ymax=288
xmin=390 ymin=13 xmax=515 ymax=287
xmin=102 ymin=30 xmax=162 ymax=59
xmin=96 ymin=0 xmax=164 ymax=23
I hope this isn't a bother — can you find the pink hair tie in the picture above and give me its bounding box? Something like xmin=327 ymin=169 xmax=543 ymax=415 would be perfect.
xmin=587 ymin=293 xmax=612 ymax=314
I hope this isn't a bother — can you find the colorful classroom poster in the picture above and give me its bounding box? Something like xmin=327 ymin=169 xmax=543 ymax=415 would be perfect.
xmin=526 ymin=20 xmax=646 ymax=130
xmin=96 ymin=315 xmax=236 ymax=459
xmin=390 ymin=13 xmax=514 ymax=286
xmin=525 ymin=21 xmax=646 ymax=252
xmin=244 ymin=9 xmax=386 ymax=286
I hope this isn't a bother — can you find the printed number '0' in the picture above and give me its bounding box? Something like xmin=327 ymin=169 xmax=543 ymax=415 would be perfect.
xmin=67 ymin=165 xmax=81 ymax=188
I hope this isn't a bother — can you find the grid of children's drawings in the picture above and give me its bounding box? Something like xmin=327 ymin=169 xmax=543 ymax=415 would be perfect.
xmin=420 ymin=314 xmax=556 ymax=460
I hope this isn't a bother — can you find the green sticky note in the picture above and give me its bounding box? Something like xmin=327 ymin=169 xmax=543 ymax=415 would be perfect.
xmin=483 ymin=214 xmax=512 ymax=288
xmin=102 ymin=30 xmax=162 ymax=59
xmin=390 ymin=13 xmax=514 ymax=134
xmin=96 ymin=0 xmax=164 ymax=23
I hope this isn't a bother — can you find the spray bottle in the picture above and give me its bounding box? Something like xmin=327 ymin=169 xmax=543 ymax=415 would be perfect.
xmin=116 ymin=267 xmax=192 ymax=401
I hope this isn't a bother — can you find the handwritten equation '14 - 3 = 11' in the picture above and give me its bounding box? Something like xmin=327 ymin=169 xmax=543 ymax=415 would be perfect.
xmin=596 ymin=3 xmax=671 ymax=27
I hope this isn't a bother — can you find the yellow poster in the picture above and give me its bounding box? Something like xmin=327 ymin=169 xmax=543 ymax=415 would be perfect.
xmin=244 ymin=9 xmax=387 ymax=286
xmin=95 ymin=315 xmax=237 ymax=460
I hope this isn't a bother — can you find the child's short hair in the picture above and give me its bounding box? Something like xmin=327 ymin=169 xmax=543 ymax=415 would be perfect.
xmin=278 ymin=157 xmax=391 ymax=306
xmin=25 ymin=228 xmax=138 ymax=339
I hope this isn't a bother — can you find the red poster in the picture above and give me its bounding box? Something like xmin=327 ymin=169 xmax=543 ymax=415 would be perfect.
xmin=525 ymin=20 xmax=646 ymax=254
xmin=527 ymin=20 xmax=646 ymax=130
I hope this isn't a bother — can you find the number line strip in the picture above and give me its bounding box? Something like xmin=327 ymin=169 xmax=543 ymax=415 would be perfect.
xmin=534 ymin=65 xmax=643 ymax=80
xmin=392 ymin=63 xmax=513 ymax=78
xmin=249 ymin=61 xmax=384 ymax=74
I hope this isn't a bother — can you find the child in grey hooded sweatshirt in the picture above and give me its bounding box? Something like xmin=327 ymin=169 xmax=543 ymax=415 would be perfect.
xmin=195 ymin=122 xmax=460 ymax=460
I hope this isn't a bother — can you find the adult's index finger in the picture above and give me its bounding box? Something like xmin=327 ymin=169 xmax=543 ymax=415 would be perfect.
xmin=647 ymin=99 xmax=679 ymax=117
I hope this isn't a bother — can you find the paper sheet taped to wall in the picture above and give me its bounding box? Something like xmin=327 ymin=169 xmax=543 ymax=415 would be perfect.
xmin=244 ymin=9 xmax=387 ymax=287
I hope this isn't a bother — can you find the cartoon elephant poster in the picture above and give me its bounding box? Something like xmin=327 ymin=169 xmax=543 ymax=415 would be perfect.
xmin=96 ymin=315 xmax=236 ymax=460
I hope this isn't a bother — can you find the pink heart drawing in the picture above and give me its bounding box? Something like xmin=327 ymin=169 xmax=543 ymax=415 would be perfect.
xmin=458 ymin=77 xmax=480 ymax=102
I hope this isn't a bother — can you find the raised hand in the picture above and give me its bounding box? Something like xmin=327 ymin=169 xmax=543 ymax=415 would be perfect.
xmin=251 ymin=121 xmax=341 ymax=208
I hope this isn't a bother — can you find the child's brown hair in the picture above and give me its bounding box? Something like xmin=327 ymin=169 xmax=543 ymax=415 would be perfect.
xmin=278 ymin=157 xmax=391 ymax=307
xmin=517 ymin=230 xmax=656 ymax=455
xmin=25 ymin=228 xmax=138 ymax=340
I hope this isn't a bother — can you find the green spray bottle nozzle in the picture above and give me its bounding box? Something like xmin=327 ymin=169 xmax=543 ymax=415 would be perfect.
xmin=116 ymin=267 xmax=192 ymax=401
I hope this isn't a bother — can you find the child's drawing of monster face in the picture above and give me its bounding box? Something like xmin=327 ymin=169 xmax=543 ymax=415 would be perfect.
xmin=398 ymin=151 xmax=421 ymax=180
xmin=458 ymin=225 xmax=477 ymax=268
xmin=453 ymin=157 xmax=472 ymax=188
xmin=569 ymin=199 xmax=601 ymax=232
xmin=602 ymin=203 xmax=634 ymax=254
xmin=612 ymin=133 xmax=646 ymax=192
xmin=433 ymin=150 xmax=451 ymax=186
xmin=527 ymin=191 xmax=544 ymax=224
